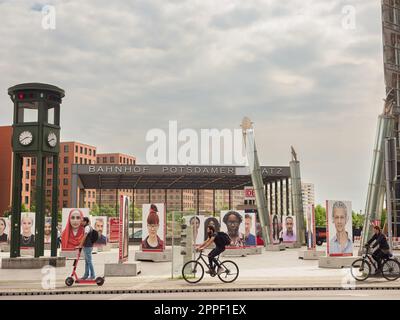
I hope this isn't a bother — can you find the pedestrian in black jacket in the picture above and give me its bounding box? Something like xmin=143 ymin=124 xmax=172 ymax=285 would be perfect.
xmin=366 ymin=225 xmax=390 ymax=272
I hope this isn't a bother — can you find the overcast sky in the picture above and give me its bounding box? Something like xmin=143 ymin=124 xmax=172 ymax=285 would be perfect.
xmin=0 ymin=0 xmax=385 ymax=211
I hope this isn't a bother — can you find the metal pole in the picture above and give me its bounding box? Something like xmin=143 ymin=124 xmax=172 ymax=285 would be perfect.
xmin=10 ymin=154 xmax=23 ymax=258
xmin=213 ymin=189 xmax=216 ymax=217
xmin=229 ymin=189 xmax=232 ymax=210
xmin=51 ymin=155 xmax=59 ymax=257
xmin=384 ymin=137 xmax=397 ymax=250
xmin=181 ymin=189 xmax=184 ymax=211
xmin=35 ymin=153 xmax=46 ymax=257
xmin=242 ymin=118 xmax=271 ymax=246
xmin=196 ymin=189 xmax=200 ymax=215
xmin=132 ymin=188 xmax=135 ymax=239
xmin=115 ymin=188 xmax=118 ymax=216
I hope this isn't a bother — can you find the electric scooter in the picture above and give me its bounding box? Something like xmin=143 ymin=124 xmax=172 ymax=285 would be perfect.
xmin=65 ymin=248 xmax=105 ymax=286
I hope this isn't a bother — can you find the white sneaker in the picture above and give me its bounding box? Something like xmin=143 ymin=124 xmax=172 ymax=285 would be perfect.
xmin=217 ymin=267 xmax=224 ymax=275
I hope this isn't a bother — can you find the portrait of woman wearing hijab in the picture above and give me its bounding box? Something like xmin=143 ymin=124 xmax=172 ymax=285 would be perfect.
xmin=20 ymin=214 xmax=35 ymax=247
xmin=61 ymin=209 xmax=85 ymax=250
xmin=142 ymin=204 xmax=164 ymax=250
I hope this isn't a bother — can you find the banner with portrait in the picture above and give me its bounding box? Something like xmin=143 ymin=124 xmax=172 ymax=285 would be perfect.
xmin=0 ymin=217 xmax=10 ymax=243
xmin=185 ymin=215 xmax=205 ymax=246
xmin=91 ymin=216 xmax=108 ymax=247
xmin=203 ymin=216 xmax=221 ymax=242
xmin=270 ymin=214 xmax=281 ymax=245
xmin=61 ymin=208 xmax=89 ymax=251
xmin=327 ymin=200 xmax=353 ymax=257
xmin=44 ymin=217 xmax=52 ymax=244
xmin=282 ymin=215 xmax=297 ymax=243
xmin=20 ymin=212 xmax=35 ymax=248
xmin=243 ymin=212 xmax=257 ymax=247
xmin=305 ymin=204 xmax=316 ymax=250
xmin=142 ymin=203 xmax=166 ymax=252
xmin=119 ymin=196 xmax=130 ymax=262
xmin=220 ymin=210 xmax=245 ymax=248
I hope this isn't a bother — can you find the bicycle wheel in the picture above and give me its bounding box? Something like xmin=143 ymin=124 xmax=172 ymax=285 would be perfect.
xmin=217 ymin=260 xmax=239 ymax=283
xmin=382 ymin=259 xmax=400 ymax=281
xmin=182 ymin=260 xmax=204 ymax=284
xmin=350 ymin=259 xmax=371 ymax=281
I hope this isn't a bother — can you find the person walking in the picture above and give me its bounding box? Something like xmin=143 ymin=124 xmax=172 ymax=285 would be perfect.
xmin=77 ymin=217 xmax=96 ymax=280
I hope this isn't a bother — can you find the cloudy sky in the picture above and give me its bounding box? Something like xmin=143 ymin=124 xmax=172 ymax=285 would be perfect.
xmin=0 ymin=0 xmax=385 ymax=211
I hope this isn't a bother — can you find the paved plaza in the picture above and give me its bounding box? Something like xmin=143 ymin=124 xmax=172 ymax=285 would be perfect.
xmin=1 ymin=244 xmax=400 ymax=296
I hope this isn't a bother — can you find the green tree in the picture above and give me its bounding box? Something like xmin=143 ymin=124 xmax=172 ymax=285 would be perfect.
xmin=381 ymin=208 xmax=387 ymax=230
xmin=315 ymin=204 xmax=326 ymax=226
xmin=352 ymin=211 xmax=364 ymax=229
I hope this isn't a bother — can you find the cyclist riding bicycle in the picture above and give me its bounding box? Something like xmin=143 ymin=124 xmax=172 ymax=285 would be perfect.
xmin=365 ymin=225 xmax=391 ymax=273
xmin=197 ymin=225 xmax=227 ymax=276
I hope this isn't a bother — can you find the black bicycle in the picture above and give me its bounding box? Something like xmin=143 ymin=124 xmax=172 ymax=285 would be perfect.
xmin=182 ymin=250 xmax=239 ymax=284
xmin=350 ymin=245 xmax=400 ymax=281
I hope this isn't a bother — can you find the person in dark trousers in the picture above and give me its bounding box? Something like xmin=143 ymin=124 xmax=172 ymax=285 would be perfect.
xmin=366 ymin=225 xmax=391 ymax=273
xmin=197 ymin=225 xmax=226 ymax=276
xmin=77 ymin=217 xmax=96 ymax=280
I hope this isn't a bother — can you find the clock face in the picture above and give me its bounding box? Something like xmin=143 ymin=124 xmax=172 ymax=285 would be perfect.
xmin=19 ymin=131 xmax=33 ymax=146
xmin=47 ymin=132 xmax=57 ymax=148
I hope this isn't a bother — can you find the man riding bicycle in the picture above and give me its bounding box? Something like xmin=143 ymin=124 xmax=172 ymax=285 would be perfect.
xmin=365 ymin=225 xmax=391 ymax=273
xmin=197 ymin=225 xmax=226 ymax=276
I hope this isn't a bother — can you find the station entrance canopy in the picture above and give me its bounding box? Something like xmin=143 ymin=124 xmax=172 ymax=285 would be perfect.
xmin=72 ymin=164 xmax=291 ymax=191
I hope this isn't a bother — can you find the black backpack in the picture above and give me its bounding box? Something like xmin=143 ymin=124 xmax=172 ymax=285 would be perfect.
xmin=215 ymin=232 xmax=231 ymax=246
xmin=89 ymin=227 xmax=99 ymax=243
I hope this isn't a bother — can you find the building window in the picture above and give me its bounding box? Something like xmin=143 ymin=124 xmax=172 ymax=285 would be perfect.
xmin=88 ymin=202 xmax=91 ymax=208
xmin=25 ymin=196 xmax=29 ymax=204
xmin=75 ymin=156 xmax=78 ymax=163
xmin=63 ymin=189 xmax=68 ymax=197
xmin=32 ymin=179 xmax=36 ymax=185
xmin=25 ymin=171 xmax=30 ymax=179
xmin=80 ymin=146 xmax=83 ymax=154
xmin=84 ymin=147 xmax=87 ymax=155
xmin=64 ymin=145 xmax=69 ymax=153
xmin=89 ymin=149 xmax=92 ymax=156
xmin=64 ymin=167 xmax=68 ymax=175
xmin=26 ymin=158 xmax=30 ymax=167
xmin=47 ymin=179 xmax=52 ymax=186
xmin=120 ymin=157 xmax=122 ymax=163
xmin=80 ymin=158 xmax=83 ymax=164
xmin=25 ymin=183 xmax=29 ymax=192
xmin=63 ymin=201 xmax=68 ymax=208
xmin=63 ymin=178 xmax=68 ymax=186
xmin=32 ymin=158 xmax=36 ymax=165
xmin=93 ymin=150 xmax=96 ymax=156
xmin=47 ymin=168 xmax=52 ymax=175
xmin=75 ymin=145 xmax=78 ymax=153
xmin=97 ymin=157 xmax=99 ymax=163
xmin=48 ymin=157 xmax=53 ymax=164
xmin=84 ymin=158 xmax=87 ymax=164
xmin=110 ymin=157 xmax=115 ymax=163
xmin=31 ymin=169 xmax=36 ymax=176
xmin=64 ymin=156 xmax=69 ymax=164
xmin=103 ymin=157 xmax=107 ymax=163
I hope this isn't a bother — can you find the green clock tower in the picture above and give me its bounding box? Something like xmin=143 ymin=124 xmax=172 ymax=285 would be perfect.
xmin=8 ymin=83 xmax=65 ymax=258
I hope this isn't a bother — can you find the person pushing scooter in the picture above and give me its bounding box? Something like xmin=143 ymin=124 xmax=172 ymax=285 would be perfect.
xmin=77 ymin=217 xmax=96 ymax=280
